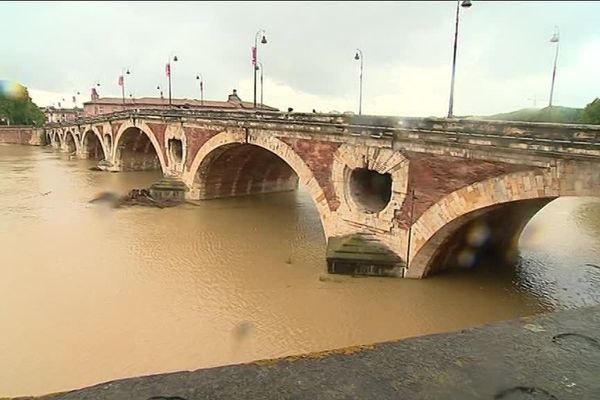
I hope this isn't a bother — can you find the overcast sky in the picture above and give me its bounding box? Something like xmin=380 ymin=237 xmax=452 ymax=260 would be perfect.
xmin=1 ymin=1 xmax=599 ymax=116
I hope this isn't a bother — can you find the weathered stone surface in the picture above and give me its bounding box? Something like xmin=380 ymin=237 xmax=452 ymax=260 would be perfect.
xmin=326 ymin=233 xmax=404 ymax=276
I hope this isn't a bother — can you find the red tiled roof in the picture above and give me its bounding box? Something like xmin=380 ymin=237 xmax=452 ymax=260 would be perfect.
xmin=83 ymin=97 xmax=278 ymax=111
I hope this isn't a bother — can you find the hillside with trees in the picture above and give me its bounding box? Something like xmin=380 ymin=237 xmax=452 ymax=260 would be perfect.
xmin=480 ymin=98 xmax=600 ymax=125
xmin=0 ymin=81 xmax=45 ymax=126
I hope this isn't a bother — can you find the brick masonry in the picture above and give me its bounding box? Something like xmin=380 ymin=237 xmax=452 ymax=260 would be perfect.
xmin=37 ymin=113 xmax=600 ymax=278
xmin=280 ymin=137 xmax=341 ymax=210
xmin=0 ymin=126 xmax=42 ymax=145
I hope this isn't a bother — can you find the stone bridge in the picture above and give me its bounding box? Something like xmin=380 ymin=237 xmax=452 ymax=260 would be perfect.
xmin=38 ymin=109 xmax=600 ymax=278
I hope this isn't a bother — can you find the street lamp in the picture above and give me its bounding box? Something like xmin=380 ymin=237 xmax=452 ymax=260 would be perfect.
xmin=354 ymin=49 xmax=364 ymax=115
xmin=447 ymin=0 xmax=472 ymax=119
xmin=119 ymin=67 xmax=131 ymax=104
xmin=166 ymin=53 xmax=178 ymax=106
xmin=72 ymin=91 xmax=80 ymax=108
xmin=157 ymin=85 xmax=164 ymax=99
xmin=548 ymin=26 xmax=560 ymax=108
xmin=257 ymin=62 xmax=264 ymax=109
xmin=253 ymin=29 xmax=267 ymax=109
xmin=196 ymin=74 xmax=204 ymax=105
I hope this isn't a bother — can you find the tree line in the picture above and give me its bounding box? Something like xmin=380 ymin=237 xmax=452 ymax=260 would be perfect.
xmin=0 ymin=81 xmax=45 ymax=126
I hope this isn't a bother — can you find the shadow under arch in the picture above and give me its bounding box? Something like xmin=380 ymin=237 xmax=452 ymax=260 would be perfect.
xmin=186 ymin=131 xmax=333 ymax=238
xmin=417 ymin=197 xmax=556 ymax=277
xmin=81 ymin=129 xmax=107 ymax=160
xmin=64 ymin=130 xmax=78 ymax=153
xmin=194 ymin=143 xmax=299 ymax=200
xmin=51 ymin=131 xmax=62 ymax=148
xmin=113 ymin=126 xmax=165 ymax=172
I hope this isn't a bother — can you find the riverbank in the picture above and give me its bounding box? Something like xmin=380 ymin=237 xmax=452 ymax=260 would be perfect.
xmin=17 ymin=305 xmax=600 ymax=400
xmin=0 ymin=126 xmax=43 ymax=145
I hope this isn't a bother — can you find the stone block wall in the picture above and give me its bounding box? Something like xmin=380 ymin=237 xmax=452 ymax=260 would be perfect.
xmin=0 ymin=126 xmax=44 ymax=145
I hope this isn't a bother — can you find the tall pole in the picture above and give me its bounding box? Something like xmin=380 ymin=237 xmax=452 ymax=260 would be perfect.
xmin=253 ymin=29 xmax=267 ymax=109
xmin=447 ymin=0 xmax=471 ymax=119
xmin=121 ymin=70 xmax=126 ymax=105
xmin=168 ymin=54 xmax=177 ymax=106
xmin=258 ymin=62 xmax=264 ymax=109
xmin=549 ymin=26 xmax=560 ymax=107
xmin=196 ymin=74 xmax=204 ymax=105
xmin=405 ymin=189 xmax=416 ymax=271
xmin=168 ymin=65 xmax=172 ymax=106
xmin=355 ymin=49 xmax=364 ymax=115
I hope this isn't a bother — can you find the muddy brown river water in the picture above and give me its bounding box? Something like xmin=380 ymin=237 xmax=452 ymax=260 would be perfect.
xmin=1 ymin=144 xmax=600 ymax=397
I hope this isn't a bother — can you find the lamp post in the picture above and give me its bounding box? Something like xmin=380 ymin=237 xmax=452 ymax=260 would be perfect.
xmin=196 ymin=74 xmax=204 ymax=105
xmin=157 ymin=85 xmax=164 ymax=99
xmin=447 ymin=0 xmax=472 ymax=119
xmin=119 ymin=68 xmax=131 ymax=104
xmin=354 ymin=49 xmax=364 ymax=115
xmin=166 ymin=53 xmax=178 ymax=106
xmin=253 ymin=29 xmax=267 ymax=109
xmin=72 ymin=91 xmax=80 ymax=107
xmin=405 ymin=189 xmax=416 ymax=271
xmin=257 ymin=62 xmax=264 ymax=109
xmin=548 ymin=26 xmax=560 ymax=108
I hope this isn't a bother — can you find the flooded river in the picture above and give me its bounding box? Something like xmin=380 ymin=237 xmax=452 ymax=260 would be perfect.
xmin=1 ymin=144 xmax=600 ymax=397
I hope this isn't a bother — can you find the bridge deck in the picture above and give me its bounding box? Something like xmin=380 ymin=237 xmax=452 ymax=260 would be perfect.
xmin=45 ymin=109 xmax=600 ymax=161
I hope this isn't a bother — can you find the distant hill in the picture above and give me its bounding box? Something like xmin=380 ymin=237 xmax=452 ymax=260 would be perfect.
xmin=481 ymin=106 xmax=583 ymax=124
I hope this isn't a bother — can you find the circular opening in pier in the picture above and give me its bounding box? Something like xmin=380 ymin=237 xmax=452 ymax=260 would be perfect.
xmin=168 ymin=138 xmax=183 ymax=164
xmin=349 ymin=168 xmax=392 ymax=213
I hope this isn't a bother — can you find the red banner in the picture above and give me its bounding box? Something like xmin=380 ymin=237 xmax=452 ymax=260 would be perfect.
xmin=165 ymin=63 xmax=171 ymax=77
xmin=251 ymin=46 xmax=256 ymax=66
xmin=118 ymin=75 xmax=124 ymax=86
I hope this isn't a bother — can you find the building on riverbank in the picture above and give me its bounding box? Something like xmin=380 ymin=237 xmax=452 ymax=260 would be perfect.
xmin=82 ymin=88 xmax=278 ymax=117
xmin=42 ymin=106 xmax=82 ymax=123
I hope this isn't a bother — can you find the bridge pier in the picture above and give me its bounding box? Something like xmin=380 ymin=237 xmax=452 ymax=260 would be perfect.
xmin=326 ymin=233 xmax=405 ymax=277
xmin=148 ymin=177 xmax=188 ymax=203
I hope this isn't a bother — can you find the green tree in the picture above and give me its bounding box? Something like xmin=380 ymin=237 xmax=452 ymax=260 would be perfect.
xmin=580 ymin=98 xmax=600 ymax=125
xmin=0 ymin=80 xmax=45 ymax=126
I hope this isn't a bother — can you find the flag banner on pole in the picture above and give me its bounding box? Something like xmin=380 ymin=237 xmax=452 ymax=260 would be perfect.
xmin=118 ymin=75 xmax=124 ymax=87
xmin=200 ymin=81 xmax=203 ymax=91
xmin=251 ymin=46 xmax=257 ymax=66
xmin=165 ymin=63 xmax=171 ymax=77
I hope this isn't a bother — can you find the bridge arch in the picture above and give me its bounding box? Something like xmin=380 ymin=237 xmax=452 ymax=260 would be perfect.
xmin=405 ymin=166 xmax=600 ymax=278
xmin=81 ymin=128 xmax=107 ymax=160
xmin=63 ymin=129 xmax=79 ymax=153
xmin=50 ymin=130 xmax=62 ymax=148
xmin=113 ymin=121 xmax=166 ymax=172
xmin=185 ymin=130 xmax=333 ymax=236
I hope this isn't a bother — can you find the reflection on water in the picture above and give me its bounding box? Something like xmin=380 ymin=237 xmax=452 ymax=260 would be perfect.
xmin=516 ymin=198 xmax=600 ymax=309
xmin=0 ymin=144 xmax=599 ymax=397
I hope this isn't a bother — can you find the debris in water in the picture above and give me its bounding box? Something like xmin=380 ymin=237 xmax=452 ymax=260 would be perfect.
xmin=89 ymin=189 xmax=182 ymax=209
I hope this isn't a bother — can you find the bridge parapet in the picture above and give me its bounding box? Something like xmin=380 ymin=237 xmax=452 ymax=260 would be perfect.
xmin=45 ymin=109 xmax=600 ymax=162
xmin=45 ymin=108 xmax=600 ymax=140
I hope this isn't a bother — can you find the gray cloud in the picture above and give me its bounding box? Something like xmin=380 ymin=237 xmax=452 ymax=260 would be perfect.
xmin=1 ymin=1 xmax=598 ymax=115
